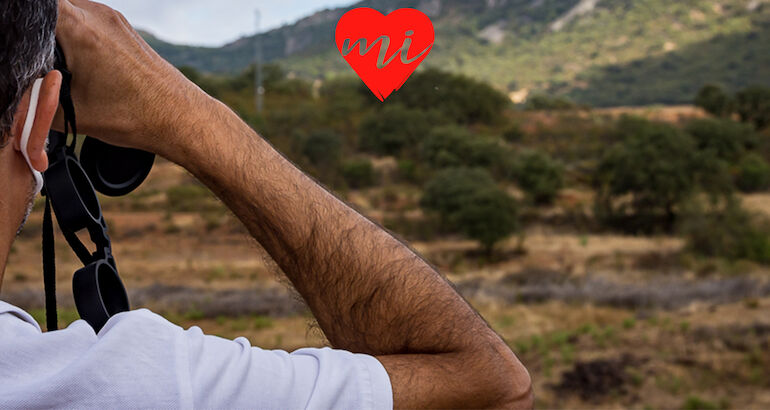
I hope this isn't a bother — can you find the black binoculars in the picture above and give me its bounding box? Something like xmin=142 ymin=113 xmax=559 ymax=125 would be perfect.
xmin=41 ymin=42 xmax=155 ymax=332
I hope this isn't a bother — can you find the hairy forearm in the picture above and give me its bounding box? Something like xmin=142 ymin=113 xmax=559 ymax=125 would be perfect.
xmin=165 ymin=96 xmax=531 ymax=408
xmin=172 ymin=97 xmax=476 ymax=352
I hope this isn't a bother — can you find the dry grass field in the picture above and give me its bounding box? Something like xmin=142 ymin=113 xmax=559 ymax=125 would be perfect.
xmin=3 ymin=140 xmax=769 ymax=409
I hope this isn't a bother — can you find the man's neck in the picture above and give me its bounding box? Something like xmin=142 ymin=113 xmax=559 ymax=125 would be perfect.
xmin=0 ymin=209 xmax=10 ymax=292
xmin=0 ymin=196 xmax=14 ymax=291
xmin=0 ymin=151 xmax=22 ymax=292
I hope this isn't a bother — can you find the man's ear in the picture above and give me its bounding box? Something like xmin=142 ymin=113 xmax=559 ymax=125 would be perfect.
xmin=13 ymin=70 xmax=62 ymax=172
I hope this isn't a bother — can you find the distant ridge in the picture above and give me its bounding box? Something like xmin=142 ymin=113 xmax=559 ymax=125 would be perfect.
xmin=141 ymin=0 xmax=770 ymax=107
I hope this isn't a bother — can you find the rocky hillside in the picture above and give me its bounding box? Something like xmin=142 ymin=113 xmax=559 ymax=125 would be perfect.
xmin=142 ymin=0 xmax=770 ymax=106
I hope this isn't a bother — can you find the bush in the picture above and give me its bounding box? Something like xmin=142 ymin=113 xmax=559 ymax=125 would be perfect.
xmin=166 ymin=184 xmax=221 ymax=213
xmin=594 ymin=117 xmax=699 ymax=231
xmin=421 ymin=168 xmax=518 ymax=253
xmin=694 ymin=84 xmax=734 ymax=118
xmin=454 ymin=187 xmax=519 ymax=255
xmin=679 ymin=200 xmax=770 ymax=264
xmin=341 ymin=158 xmax=376 ymax=189
xmin=387 ymin=68 xmax=509 ymax=124
xmin=420 ymin=126 xmax=470 ymax=168
xmin=396 ymin=159 xmax=421 ymax=183
xmin=420 ymin=126 xmax=504 ymax=171
xmin=735 ymin=86 xmax=770 ymax=130
xmin=681 ymin=396 xmax=726 ymax=410
xmin=358 ymin=104 xmax=435 ymax=156
xmin=685 ymin=118 xmax=757 ymax=163
xmin=735 ymin=153 xmax=770 ymax=192
xmin=525 ymin=94 xmax=578 ymax=111
xmin=421 ymin=168 xmax=497 ymax=219
xmin=467 ymin=138 xmax=505 ymax=170
xmin=503 ymin=123 xmax=525 ymax=143
xmin=511 ymin=150 xmax=564 ymax=205
xmin=301 ymin=129 xmax=342 ymax=166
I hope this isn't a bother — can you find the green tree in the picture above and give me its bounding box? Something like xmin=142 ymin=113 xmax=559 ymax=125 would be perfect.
xmin=301 ymin=129 xmax=342 ymax=167
xmin=341 ymin=158 xmax=376 ymax=189
xmin=694 ymin=84 xmax=734 ymax=118
xmin=319 ymin=77 xmax=369 ymax=136
xmin=735 ymin=153 xmax=770 ymax=193
xmin=358 ymin=104 xmax=435 ymax=156
xmin=454 ymin=187 xmax=519 ymax=255
xmin=525 ymin=94 xmax=577 ymax=111
xmin=503 ymin=123 xmax=525 ymax=143
xmin=178 ymin=66 xmax=202 ymax=84
xmin=421 ymin=168 xmax=519 ymax=253
xmin=420 ymin=126 xmax=504 ymax=172
xmin=735 ymin=86 xmax=770 ymax=130
xmin=511 ymin=150 xmax=564 ymax=205
xmin=387 ymin=68 xmax=509 ymax=125
xmin=685 ymin=118 xmax=758 ymax=163
xmin=594 ymin=117 xmax=699 ymax=231
xmin=679 ymin=199 xmax=770 ymax=264
xmin=421 ymin=168 xmax=497 ymax=219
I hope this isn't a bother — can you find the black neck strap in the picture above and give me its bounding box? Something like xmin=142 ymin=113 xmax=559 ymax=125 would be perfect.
xmin=41 ymin=44 xmax=80 ymax=331
xmin=42 ymin=196 xmax=57 ymax=331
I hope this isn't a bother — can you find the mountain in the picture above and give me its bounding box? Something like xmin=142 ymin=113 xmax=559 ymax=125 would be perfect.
xmin=141 ymin=0 xmax=770 ymax=107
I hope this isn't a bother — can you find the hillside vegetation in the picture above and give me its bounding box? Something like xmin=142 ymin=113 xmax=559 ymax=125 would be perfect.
xmin=142 ymin=0 xmax=770 ymax=106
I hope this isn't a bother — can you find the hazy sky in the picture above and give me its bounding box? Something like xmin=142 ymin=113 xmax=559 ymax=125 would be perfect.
xmin=99 ymin=0 xmax=355 ymax=47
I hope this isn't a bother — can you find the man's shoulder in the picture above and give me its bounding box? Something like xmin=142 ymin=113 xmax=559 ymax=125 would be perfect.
xmin=0 ymin=305 xmax=192 ymax=408
xmin=0 ymin=302 xmax=186 ymax=351
xmin=0 ymin=300 xmax=41 ymax=332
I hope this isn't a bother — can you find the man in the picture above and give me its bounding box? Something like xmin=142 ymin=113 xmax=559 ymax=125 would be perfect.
xmin=0 ymin=0 xmax=532 ymax=408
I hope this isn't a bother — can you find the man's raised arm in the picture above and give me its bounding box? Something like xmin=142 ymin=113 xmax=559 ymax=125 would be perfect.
xmin=56 ymin=1 xmax=532 ymax=407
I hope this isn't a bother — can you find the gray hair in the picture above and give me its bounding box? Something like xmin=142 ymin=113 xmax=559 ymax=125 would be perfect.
xmin=0 ymin=0 xmax=58 ymax=147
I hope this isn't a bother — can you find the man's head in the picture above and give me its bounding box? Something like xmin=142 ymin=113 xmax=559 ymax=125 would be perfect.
xmin=0 ymin=0 xmax=62 ymax=282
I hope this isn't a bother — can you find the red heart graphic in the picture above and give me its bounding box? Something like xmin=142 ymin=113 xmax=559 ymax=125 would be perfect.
xmin=335 ymin=8 xmax=435 ymax=101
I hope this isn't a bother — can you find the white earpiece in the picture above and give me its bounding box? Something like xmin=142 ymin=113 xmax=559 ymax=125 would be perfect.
xmin=20 ymin=78 xmax=45 ymax=196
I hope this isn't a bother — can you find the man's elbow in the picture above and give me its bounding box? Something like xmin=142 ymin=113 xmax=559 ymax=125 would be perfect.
xmin=482 ymin=344 xmax=533 ymax=409
xmin=498 ymin=358 xmax=533 ymax=409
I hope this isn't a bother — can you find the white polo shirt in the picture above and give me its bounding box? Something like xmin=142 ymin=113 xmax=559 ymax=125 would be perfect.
xmin=0 ymin=300 xmax=393 ymax=409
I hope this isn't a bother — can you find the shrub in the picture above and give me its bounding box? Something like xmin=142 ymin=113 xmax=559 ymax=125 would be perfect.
xmin=178 ymin=66 xmax=202 ymax=85
xmin=301 ymin=129 xmax=342 ymax=166
xmin=735 ymin=153 xmax=770 ymax=192
xmin=341 ymin=158 xmax=376 ymax=189
xmin=166 ymin=184 xmax=221 ymax=213
xmin=420 ymin=126 xmax=470 ymax=168
xmin=694 ymin=84 xmax=734 ymax=118
xmin=503 ymin=123 xmax=525 ymax=143
xmin=511 ymin=150 xmax=564 ymax=205
xmin=386 ymin=68 xmax=509 ymax=124
xmin=735 ymin=86 xmax=770 ymax=130
xmin=358 ymin=104 xmax=435 ymax=156
xmin=679 ymin=200 xmax=770 ymax=264
xmin=421 ymin=168 xmax=497 ymax=219
xmin=453 ymin=187 xmax=519 ymax=255
xmin=467 ymin=138 xmax=505 ymax=170
xmin=420 ymin=126 xmax=504 ymax=171
xmin=263 ymin=101 xmax=323 ymax=142
xmin=681 ymin=396 xmax=724 ymax=410
xmin=396 ymin=159 xmax=421 ymax=183
xmin=594 ymin=117 xmax=699 ymax=231
xmin=421 ymin=168 xmax=519 ymax=253
xmin=525 ymin=94 xmax=578 ymax=111
xmin=685 ymin=118 xmax=757 ymax=163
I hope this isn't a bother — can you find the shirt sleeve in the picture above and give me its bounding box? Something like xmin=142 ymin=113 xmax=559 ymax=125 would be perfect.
xmin=182 ymin=323 xmax=393 ymax=410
